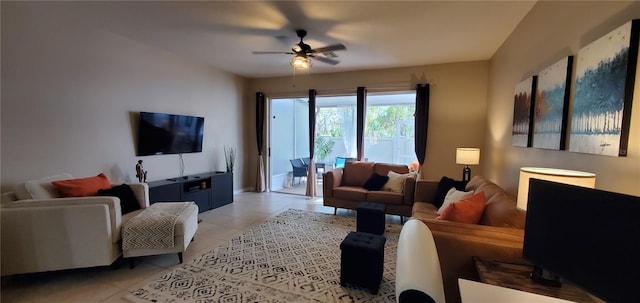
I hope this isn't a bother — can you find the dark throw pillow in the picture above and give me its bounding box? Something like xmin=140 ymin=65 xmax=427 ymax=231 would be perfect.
xmin=363 ymin=173 xmax=390 ymax=191
xmin=97 ymin=184 xmax=141 ymax=215
xmin=434 ymin=176 xmax=469 ymax=208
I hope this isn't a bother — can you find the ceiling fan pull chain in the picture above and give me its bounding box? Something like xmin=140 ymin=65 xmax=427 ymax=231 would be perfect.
xmin=292 ymin=66 xmax=297 ymax=87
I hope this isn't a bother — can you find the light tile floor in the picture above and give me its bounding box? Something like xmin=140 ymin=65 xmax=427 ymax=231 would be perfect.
xmin=0 ymin=191 xmax=402 ymax=303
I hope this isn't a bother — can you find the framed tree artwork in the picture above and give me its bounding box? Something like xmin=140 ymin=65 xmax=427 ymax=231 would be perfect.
xmin=532 ymin=56 xmax=573 ymax=150
xmin=512 ymin=76 xmax=537 ymax=147
xmin=569 ymin=19 xmax=639 ymax=156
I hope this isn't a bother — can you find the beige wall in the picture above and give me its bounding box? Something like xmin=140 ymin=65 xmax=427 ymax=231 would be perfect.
xmin=247 ymin=61 xmax=489 ymax=184
xmin=1 ymin=2 xmax=248 ymax=192
xmin=487 ymin=1 xmax=640 ymax=196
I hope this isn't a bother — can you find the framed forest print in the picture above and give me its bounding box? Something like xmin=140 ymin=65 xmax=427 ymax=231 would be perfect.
xmin=569 ymin=19 xmax=639 ymax=156
xmin=532 ymin=56 xmax=573 ymax=150
xmin=512 ymin=76 xmax=537 ymax=147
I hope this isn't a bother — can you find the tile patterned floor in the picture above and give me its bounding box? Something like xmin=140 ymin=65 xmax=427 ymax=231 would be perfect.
xmin=0 ymin=191 xmax=401 ymax=303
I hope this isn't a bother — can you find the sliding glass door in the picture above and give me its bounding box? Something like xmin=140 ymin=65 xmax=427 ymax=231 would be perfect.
xmin=269 ymin=97 xmax=309 ymax=194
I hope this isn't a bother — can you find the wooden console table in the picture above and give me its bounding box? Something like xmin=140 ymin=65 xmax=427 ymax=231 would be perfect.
xmin=473 ymin=257 xmax=597 ymax=302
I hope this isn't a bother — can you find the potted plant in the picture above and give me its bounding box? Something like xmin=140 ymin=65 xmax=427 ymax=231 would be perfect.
xmin=224 ymin=146 xmax=236 ymax=173
xmin=315 ymin=136 xmax=335 ymax=163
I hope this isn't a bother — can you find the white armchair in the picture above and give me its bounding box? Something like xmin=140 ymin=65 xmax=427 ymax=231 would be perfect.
xmin=396 ymin=219 xmax=446 ymax=303
xmin=1 ymin=174 xmax=149 ymax=276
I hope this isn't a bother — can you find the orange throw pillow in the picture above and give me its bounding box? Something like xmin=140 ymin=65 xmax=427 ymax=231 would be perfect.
xmin=52 ymin=173 xmax=111 ymax=197
xmin=436 ymin=191 xmax=486 ymax=224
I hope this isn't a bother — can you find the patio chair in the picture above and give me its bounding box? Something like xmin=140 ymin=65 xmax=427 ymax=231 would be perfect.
xmin=301 ymin=157 xmax=324 ymax=174
xmin=335 ymin=157 xmax=357 ymax=168
xmin=290 ymin=159 xmax=308 ymax=184
xmin=301 ymin=157 xmax=311 ymax=168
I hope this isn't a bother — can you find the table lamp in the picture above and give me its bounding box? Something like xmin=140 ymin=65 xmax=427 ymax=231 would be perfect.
xmin=456 ymin=148 xmax=480 ymax=182
xmin=517 ymin=167 xmax=596 ymax=210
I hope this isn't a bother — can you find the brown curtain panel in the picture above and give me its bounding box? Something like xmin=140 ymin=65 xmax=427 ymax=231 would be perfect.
xmin=414 ymin=84 xmax=430 ymax=179
xmin=306 ymin=89 xmax=317 ymax=196
xmin=255 ymin=92 xmax=266 ymax=192
xmin=356 ymin=87 xmax=367 ymax=161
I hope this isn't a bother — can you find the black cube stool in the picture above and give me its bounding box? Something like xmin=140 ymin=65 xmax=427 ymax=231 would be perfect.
xmin=357 ymin=202 xmax=386 ymax=235
xmin=340 ymin=231 xmax=386 ymax=294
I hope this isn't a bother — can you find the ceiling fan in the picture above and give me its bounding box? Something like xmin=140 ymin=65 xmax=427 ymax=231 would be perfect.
xmin=252 ymin=29 xmax=346 ymax=69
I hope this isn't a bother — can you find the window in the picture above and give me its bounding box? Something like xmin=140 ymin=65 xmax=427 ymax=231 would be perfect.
xmin=314 ymin=91 xmax=416 ymax=166
xmin=364 ymin=91 xmax=416 ymax=165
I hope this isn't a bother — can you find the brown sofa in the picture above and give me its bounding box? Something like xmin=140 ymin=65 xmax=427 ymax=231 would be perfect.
xmin=323 ymin=161 xmax=416 ymax=217
xmin=411 ymin=176 xmax=526 ymax=303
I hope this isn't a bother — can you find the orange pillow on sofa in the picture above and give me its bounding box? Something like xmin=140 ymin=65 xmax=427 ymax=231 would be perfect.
xmin=436 ymin=191 xmax=486 ymax=224
xmin=52 ymin=173 xmax=111 ymax=197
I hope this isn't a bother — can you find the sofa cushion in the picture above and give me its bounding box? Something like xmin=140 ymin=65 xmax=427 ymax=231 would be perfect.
xmin=334 ymin=186 xmax=368 ymax=201
xmin=363 ymin=173 xmax=389 ymax=191
xmin=465 ymin=175 xmax=485 ymax=191
xmin=434 ymin=176 xmax=468 ymax=208
xmin=367 ymin=191 xmax=404 ymax=205
xmin=472 ymin=182 xmax=504 ymax=201
xmin=15 ymin=173 xmax=74 ymax=200
xmin=52 ymin=173 xmax=111 ymax=197
xmin=373 ymin=163 xmax=409 ymax=176
xmin=437 ymin=191 xmax=486 ymax=224
xmin=411 ymin=201 xmax=439 ymax=220
xmin=478 ymin=191 xmax=526 ymax=228
xmin=97 ymin=184 xmax=141 ymax=215
xmin=438 ymin=188 xmax=473 ymax=214
xmin=342 ymin=161 xmax=375 ymax=187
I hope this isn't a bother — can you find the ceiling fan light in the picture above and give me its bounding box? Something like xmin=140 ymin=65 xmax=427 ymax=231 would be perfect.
xmin=291 ymin=55 xmax=311 ymax=70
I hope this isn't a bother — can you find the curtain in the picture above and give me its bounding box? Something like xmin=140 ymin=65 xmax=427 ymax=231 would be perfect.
xmin=255 ymin=92 xmax=266 ymax=192
xmin=356 ymin=86 xmax=367 ymax=161
xmin=340 ymin=107 xmax=356 ymax=157
xmin=414 ymin=84 xmax=430 ymax=179
xmin=306 ymin=89 xmax=317 ymax=196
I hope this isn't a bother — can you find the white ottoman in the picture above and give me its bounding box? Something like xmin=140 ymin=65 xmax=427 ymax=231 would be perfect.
xmin=122 ymin=201 xmax=198 ymax=268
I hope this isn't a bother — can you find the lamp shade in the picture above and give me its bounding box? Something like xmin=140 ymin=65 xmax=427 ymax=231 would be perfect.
xmin=456 ymin=148 xmax=480 ymax=165
xmin=517 ymin=167 xmax=596 ymax=210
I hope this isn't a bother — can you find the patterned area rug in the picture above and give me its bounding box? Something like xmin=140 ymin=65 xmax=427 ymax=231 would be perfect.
xmin=125 ymin=209 xmax=402 ymax=303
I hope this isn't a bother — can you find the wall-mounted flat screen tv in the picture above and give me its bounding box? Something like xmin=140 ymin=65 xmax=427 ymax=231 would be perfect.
xmin=136 ymin=112 xmax=204 ymax=156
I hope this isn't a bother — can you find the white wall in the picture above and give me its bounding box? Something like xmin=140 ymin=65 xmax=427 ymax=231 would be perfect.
xmin=248 ymin=61 xmax=489 ymax=182
xmin=487 ymin=1 xmax=640 ymax=196
xmin=1 ymin=2 xmax=248 ymax=192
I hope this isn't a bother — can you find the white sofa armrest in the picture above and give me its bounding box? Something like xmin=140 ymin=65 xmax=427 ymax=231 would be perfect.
xmin=396 ymin=219 xmax=446 ymax=303
xmin=123 ymin=182 xmax=150 ymax=209
xmin=3 ymin=196 xmax=124 ymax=243
xmin=1 ymin=203 xmax=118 ymax=275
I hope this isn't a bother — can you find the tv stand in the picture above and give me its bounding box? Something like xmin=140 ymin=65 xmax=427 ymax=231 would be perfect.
xmin=149 ymin=171 xmax=233 ymax=213
xmin=473 ymin=257 xmax=596 ymax=302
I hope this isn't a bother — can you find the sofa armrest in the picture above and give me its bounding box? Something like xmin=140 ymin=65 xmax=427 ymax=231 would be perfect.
xmin=402 ymin=177 xmax=416 ymax=205
xmin=419 ymin=218 xmax=525 ymax=303
xmin=3 ymin=196 xmax=125 ymax=245
xmin=415 ymin=180 xmax=439 ymax=202
xmin=125 ymin=182 xmax=150 ymax=209
xmin=1 ymin=203 xmax=115 ymax=275
xmin=396 ymin=219 xmax=446 ymax=303
xmin=322 ymin=168 xmax=343 ymax=198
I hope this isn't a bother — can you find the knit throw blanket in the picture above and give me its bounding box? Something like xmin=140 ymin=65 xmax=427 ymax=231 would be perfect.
xmin=122 ymin=202 xmax=192 ymax=250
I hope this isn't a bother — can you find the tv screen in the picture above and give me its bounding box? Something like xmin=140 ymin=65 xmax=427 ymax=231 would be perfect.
xmin=523 ymin=179 xmax=640 ymax=303
xmin=136 ymin=112 xmax=204 ymax=156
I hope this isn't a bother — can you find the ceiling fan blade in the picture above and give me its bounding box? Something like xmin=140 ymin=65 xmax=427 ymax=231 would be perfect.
xmin=311 ymin=44 xmax=346 ymax=53
xmin=309 ymin=55 xmax=340 ymax=65
xmin=252 ymin=51 xmax=295 ymax=55
xmin=251 ymin=51 xmax=295 ymax=55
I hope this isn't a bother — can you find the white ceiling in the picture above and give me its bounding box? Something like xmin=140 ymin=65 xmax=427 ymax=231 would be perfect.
xmin=45 ymin=1 xmax=537 ymax=78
